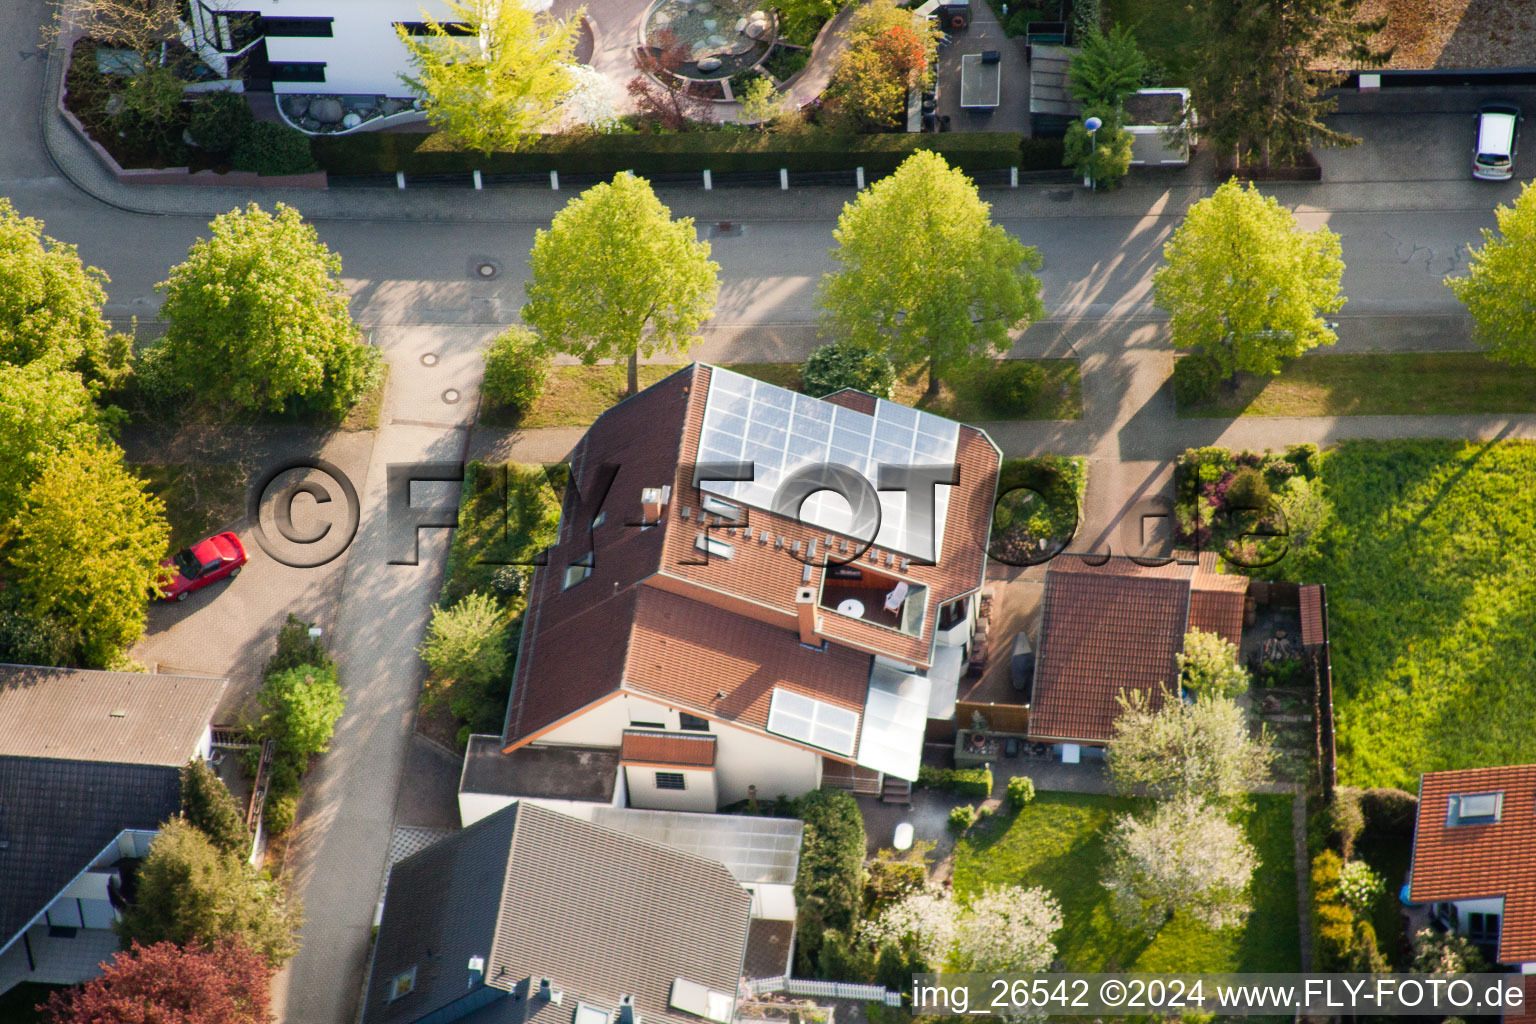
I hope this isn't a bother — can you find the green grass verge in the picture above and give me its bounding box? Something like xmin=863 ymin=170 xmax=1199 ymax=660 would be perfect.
xmin=134 ymin=463 xmax=247 ymax=551
xmin=1179 ymin=352 xmax=1536 ymax=418
xmin=1310 ymin=440 xmax=1536 ymax=789
xmin=439 ymin=461 xmax=567 ymax=608
xmin=487 ymin=360 xmax=1082 ymax=430
xmin=312 ymin=132 xmax=1062 ymax=177
xmin=952 ymin=791 xmax=1300 ymax=978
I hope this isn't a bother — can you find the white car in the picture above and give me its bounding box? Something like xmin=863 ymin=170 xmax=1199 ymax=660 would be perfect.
xmin=1473 ymin=103 xmax=1521 ymax=181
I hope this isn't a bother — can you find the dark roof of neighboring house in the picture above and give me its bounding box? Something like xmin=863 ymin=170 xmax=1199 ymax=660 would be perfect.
xmin=459 ymin=734 xmax=620 ymax=802
xmin=0 ymin=756 xmax=182 ymax=948
xmin=743 ymin=919 xmax=795 ymax=981
xmin=0 ymin=665 xmax=226 ymax=766
xmin=364 ymin=802 xmax=751 ymax=1024
xmin=503 ymin=365 xmax=1000 ymax=759
xmin=1410 ymin=765 xmax=1536 ymax=964
xmin=621 ymin=730 xmax=717 ymax=768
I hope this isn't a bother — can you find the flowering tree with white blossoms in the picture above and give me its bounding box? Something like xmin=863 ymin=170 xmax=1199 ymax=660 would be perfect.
xmin=560 ymin=63 xmax=621 ymax=132
xmin=862 ymin=884 xmax=1061 ymax=972
xmin=861 ymin=886 xmax=956 ymax=967
xmin=1103 ymin=795 xmax=1258 ymax=932
xmin=951 ymin=885 xmax=1064 ymax=972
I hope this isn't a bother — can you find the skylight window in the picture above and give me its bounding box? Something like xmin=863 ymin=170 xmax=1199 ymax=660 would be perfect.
xmin=694 ymin=534 xmax=734 ymax=560
xmin=767 ymin=687 xmax=859 ymax=756
xmin=389 ymin=967 xmax=417 ymax=1001
xmin=1447 ymin=791 xmax=1503 ymax=826
xmin=697 ymin=368 xmax=959 ymax=560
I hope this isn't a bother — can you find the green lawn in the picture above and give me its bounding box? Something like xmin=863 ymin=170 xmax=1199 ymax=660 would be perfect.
xmin=134 ymin=463 xmax=247 ymax=550
xmin=1102 ymin=0 xmax=1205 ymax=85
xmin=952 ymin=791 xmax=1300 ymax=975
xmin=1178 ymin=352 xmax=1536 ymax=418
xmin=1310 ymin=440 xmax=1536 ymax=789
xmin=487 ymin=360 xmax=1082 ymax=429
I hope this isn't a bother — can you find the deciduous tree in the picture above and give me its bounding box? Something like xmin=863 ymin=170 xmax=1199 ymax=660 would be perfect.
xmin=627 ymin=31 xmax=716 ymax=130
xmin=1153 ymin=180 xmax=1344 ymax=380
xmin=818 ymin=150 xmax=1044 ymax=397
xmin=256 ymin=664 xmax=346 ymax=764
xmin=1103 ymin=795 xmax=1257 ymax=932
xmin=157 ymin=203 xmax=382 ymax=417
xmin=1445 ymin=182 xmax=1536 ymax=368
xmin=0 ymin=199 xmax=116 ymax=377
xmin=0 ymin=361 xmax=109 ymax=535
xmin=419 ymin=591 xmax=509 ymax=711
xmin=824 ymin=0 xmax=934 ymax=130
xmin=950 ymin=884 xmax=1062 ymax=973
xmin=398 ymin=0 xmax=581 ymax=153
xmin=1107 ymin=688 xmax=1274 ymax=800
xmin=1177 ymin=628 xmax=1251 ymax=699
xmin=116 ymin=819 xmax=301 ymax=967
xmin=522 ymin=173 xmax=719 ymax=397
xmin=1062 ymin=107 xmax=1133 ymax=189
xmin=182 ymin=757 xmax=252 ymax=857
xmin=736 ymin=75 xmax=783 ymax=128
xmin=42 ymin=938 xmax=273 ymax=1024
xmin=11 ymin=443 xmax=169 ymax=668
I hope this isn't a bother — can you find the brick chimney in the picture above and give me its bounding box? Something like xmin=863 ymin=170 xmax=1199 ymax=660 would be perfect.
xmin=641 ymin=485 xmax=671 ymax=524
xmin=795 ymin=586 xmax=821 ymax=646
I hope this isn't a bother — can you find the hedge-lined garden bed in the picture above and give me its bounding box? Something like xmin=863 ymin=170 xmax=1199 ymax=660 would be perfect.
xmin=313 ymin=131 xmax=1062 ymax=177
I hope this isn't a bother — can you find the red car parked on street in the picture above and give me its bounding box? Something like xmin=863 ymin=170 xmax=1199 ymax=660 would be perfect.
xmin=159 ymin=532 xmax=247 ymax=601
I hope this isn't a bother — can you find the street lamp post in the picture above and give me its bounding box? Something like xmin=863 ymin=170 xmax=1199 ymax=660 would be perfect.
xmin=1083 ymin=115 xmax=1102 ymax=191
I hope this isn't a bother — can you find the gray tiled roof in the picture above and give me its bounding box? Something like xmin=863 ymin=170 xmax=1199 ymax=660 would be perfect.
xmin=364 ymin=802 xmax=752 ymax=1024
xmin=0 ymin=756 xmax=182 ymax=948
xmin=0 ymin=665 xmax=226 ymax=766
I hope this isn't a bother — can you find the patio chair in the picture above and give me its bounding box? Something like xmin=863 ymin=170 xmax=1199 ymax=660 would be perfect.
xmin=883 ymin=580 xmax=910 ymax=613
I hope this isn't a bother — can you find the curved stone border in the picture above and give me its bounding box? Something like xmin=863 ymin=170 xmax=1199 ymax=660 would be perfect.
xmin=636 ymin=0 xmax=777 ymax=86
xmin=55 ymin=37 xmax=327 ymax=188
xmin=274 ymin=98 xmax=429 ymax=138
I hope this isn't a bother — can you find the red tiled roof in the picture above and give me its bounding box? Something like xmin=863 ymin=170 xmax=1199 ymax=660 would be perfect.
xmin=621 ymin=729 xmax=717 ymax=767
xmin=1505 ymin=976 xmax=1536 ymax=1024
xmin=1189 ymin=589 xmax=1246 ymax=648
xmin=504 ymin=365 xmax=997 ymax=760
xmin=1300 ymin=584 xmax=1325 ymax=647
xmin=1027 ymin=568 xmax=1190 ymax=744
xmin=1411 ymin=765 xmax=1536 ymax=964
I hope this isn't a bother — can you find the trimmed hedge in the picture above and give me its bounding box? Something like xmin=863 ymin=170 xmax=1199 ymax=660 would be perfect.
xmin=917 ymin=764 xmax=994 ymax=799
xmin=313 ymin=131 xmax=1063 ymax=177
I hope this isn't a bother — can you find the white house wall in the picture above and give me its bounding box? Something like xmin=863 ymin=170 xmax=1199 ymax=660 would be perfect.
xmin=458 ymin=791 xmax=618 ymax=827
xmin=624 ymin=765 xmax=718 ymax=812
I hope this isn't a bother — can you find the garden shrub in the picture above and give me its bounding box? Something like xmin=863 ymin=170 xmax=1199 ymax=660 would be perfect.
xmin=0 ymin=590 xmax=75 ymax=667
xmin=977 ymin=359 xmax=1046 ymax=413
xmin=1338 ymin=860 xmax=1385 ymax=914
xmin=1311 ymin=850 xmax=1355 ymax=969
xmin=917 ymin=765 xmax=993 ymax=799
xmin=1227 ymin=466 xmax=1272 ymax=512
xmin=189 ymin=91 xmax=254 ymax=156
xmin=816 ymin=927 xmax=874 ymax=983
xmin=266 ymin=613 xmax=333 ymax=676
xmin=125 ymin=342 xmax=193 ymax=421
xmin=1412 ymin=928 xmax=1487 ymax=974
xmin=256 ymin=664 xmax=346 ymax=764
xmin=481 ymin=326 xmax=550 ymax=412
xmin=801 ymin=341 xmax=897 ymax=399
xmin=1328 ymin=786 xmax=1365 ymax=859
xmin=864 ymin=852 xmax=928 ymax=913
xmin=1006 ymin=775 xmax=1036 ymax=808
xmin=794 ymin=789 xmax=867 ymax=976
xmin=1284 ymin=442 xmax=1321 ymax=478
xmin=264 ymin=791 xmax=298 ymax=836
xmin=949 ymin=804 xmax=978 ymax=832
xmin=1172 ymin=350 xmax=1224 ymax=406
xmin=1359 ymin=787 xmax=1417 ymax=841
xmin=181 ymin=757 xmax=251 ymax=856
xmin=232 ymin=122 xmax=318 ymax=176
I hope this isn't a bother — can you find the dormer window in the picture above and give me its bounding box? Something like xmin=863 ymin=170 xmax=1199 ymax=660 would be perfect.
xmin=1447 ymin=791 xmax=1503 ymax=826
xmin=695 ymin=534 xmax=733 ymax=560
xmin=563 ymin=558 xmax=593 ymax=590
xmin=700 ymin=496 xmax=742 ymax=523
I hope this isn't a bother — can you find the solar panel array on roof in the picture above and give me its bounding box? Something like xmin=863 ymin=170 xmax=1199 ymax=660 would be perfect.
xmin=696 ymin=367 xmax=960 ymax=559
xmin=587 ymin=807 xmax=803 ymax=884
xmin=766 ymin=687 xmax=860 ymax=757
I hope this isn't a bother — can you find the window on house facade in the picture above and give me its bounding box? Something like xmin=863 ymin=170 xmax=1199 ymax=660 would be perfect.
xmin=1467 ymin=912 xmax=1500 ymax=944
xmin=562 ymin=560 xmax=592 ymax=590
xmin=259 ymin=16 xmax=333 ymax=36
xmin=655 ymin=772 xmax=686 ymax=791
xmin=389 ymin=967 xmax=418 ymax=1001
xmin=268 ymin=61 xmax=327 ymax=83
xmin=394 ymin=21 xmax=476 ymax=35
xmin=937 ymin=598 xmax=968 ymax=632
xmin=679 ymin=713 xmax=710 ymax=732
xmin=630 ymin=720 xmax=665 ymax=729
xmin=1447 ymin=791 xmax=1503 ymax=826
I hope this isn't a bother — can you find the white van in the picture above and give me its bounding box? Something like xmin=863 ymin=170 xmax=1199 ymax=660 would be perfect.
xmin=1473 ymin=103 xmax=1521 ymax=181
